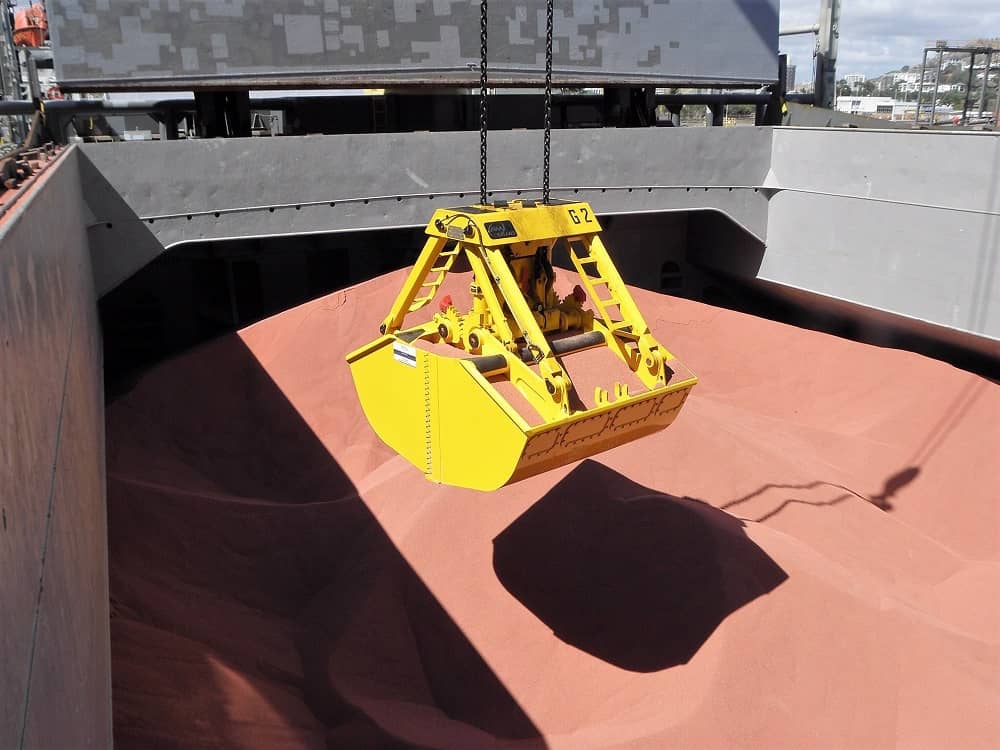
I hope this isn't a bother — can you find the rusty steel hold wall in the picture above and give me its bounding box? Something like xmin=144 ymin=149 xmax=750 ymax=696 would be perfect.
xmin=0 ymin=147 xmax=112 ymax=750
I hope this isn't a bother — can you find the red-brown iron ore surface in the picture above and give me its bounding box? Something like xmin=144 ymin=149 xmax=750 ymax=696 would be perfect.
xmin=107 ymin=268 xmax=999 ymax=749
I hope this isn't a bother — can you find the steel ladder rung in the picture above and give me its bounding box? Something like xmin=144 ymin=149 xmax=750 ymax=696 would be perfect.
xmin=611 ymin=324 xmax=639 ymax=340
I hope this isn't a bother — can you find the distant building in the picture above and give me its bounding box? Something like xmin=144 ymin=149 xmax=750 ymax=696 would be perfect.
xmin=786 ymin=64 xmax=796 ymax=92
xmin=844 ymin=74 xmax=866 ymax=89
xmin=874 ymin=74 xmax=898 ymax=94
xmin=835 ymin=95 xmax=953 ymax=122
xmin=836 ymin=96 xmax=893 ymax=116
xmin=893 ymin=70 xmax=936 ymax=93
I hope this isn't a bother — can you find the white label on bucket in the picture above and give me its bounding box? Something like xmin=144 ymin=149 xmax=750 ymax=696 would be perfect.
xmin=393 ymin=341 xmax=417 ymax=367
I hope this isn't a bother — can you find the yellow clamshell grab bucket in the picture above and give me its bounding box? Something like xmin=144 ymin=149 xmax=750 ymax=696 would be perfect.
xmin=346 ymin=199 xmax=697 ymax=491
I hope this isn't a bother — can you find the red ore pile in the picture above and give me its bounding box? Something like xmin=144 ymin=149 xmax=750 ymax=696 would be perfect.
xmin=107 ymin=268 xmax=999 ymax=749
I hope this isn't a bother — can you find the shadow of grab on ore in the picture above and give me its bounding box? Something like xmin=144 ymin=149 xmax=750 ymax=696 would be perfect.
xmin=493 ymin=460 xmax=789 ymax=673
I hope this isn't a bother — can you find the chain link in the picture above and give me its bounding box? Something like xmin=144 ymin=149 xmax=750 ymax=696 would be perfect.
xmin=480 ymin=0 xmax=552 ymax=206
xmin=542 ymin=0 xmax=554 ymax=204
xmin=479 ymin=0 xmax=489 ymax=206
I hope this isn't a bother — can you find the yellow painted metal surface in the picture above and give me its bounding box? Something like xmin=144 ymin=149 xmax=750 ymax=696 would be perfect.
xmin=346 ymin=200 xmax=697 ymax=491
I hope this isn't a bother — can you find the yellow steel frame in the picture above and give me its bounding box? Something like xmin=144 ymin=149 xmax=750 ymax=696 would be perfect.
xmin=347 ymin=200 xmax=697 ymax=490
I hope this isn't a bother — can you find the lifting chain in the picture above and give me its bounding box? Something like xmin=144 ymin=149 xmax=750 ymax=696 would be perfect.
xmin=479 ymin=0 xmax=489 ymax=206
xmin=542 ymin=0 xmax=554 ymax=204
xmin=478 ymin=0 xmax=555 ymax=206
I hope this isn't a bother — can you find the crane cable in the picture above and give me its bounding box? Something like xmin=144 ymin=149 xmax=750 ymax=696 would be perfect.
xmin=542 ymin=0 xmax=554 ymax=204
xmin=478 ymin=0 xmax=488 ymax=206
xmin=478 ymin=0 xmax=556 ymax=206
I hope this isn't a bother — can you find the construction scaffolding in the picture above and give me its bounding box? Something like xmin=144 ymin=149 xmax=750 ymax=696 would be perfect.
xmin=916 ymin=41 xmax=999 ymax=127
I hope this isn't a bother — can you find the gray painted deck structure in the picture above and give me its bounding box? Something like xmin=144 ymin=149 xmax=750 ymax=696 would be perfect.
xmin=81 ymin=126 xmax=1000 ymax=346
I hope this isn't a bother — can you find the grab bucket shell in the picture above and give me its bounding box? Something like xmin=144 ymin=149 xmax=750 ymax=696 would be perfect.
xmin=347 ymin=334 xmax=696 ymax=491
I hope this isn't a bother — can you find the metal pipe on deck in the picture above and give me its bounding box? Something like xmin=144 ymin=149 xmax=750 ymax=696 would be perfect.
xmin=0 ymin=100 xmax=36 ymax=115
xmin=653 ymin=93 xmax=770 ymax=106
xmin=779 ymin=25 xmax=819 ymax=37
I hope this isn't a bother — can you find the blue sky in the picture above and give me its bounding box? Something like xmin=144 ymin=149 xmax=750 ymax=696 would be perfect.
xmin=781 ymin=0 xmax=999 ymax=81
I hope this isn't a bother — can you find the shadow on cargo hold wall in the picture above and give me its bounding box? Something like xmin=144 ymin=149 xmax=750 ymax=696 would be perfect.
xmin=492 ymin=461 xmax=788 ymax=673
xmin=106 ymin=334 xmax=542 ymax=748
xmin=683 ymin=209 xmax=1000 ymax=380
xmin=76 ymin=150 xmax=165 ymax=295
xmin=99 ymin=228 xmax=424 ymax=402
